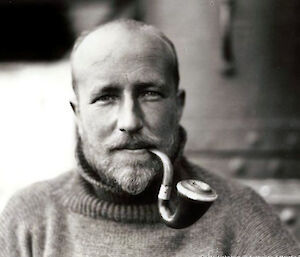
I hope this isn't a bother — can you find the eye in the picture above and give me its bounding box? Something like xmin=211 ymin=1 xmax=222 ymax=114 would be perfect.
xmin=92 ymin=94 xmax=119 ymax=104
xmin=140 ymin=90 xmax=163 ymax=101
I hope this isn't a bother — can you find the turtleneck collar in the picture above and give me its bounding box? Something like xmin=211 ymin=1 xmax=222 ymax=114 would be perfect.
xmin=57 ymin=127 xmax=188 ymax=223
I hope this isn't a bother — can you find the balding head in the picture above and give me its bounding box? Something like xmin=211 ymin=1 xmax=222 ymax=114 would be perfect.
xmin=71 ymin=19 xmax=179 ymax=98
xmin=69 ymin=19 xmax=185 ymax=195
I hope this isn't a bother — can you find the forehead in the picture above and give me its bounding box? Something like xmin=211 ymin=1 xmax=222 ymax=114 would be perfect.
xmin=72 ymin=26 xmax=175 ymax=91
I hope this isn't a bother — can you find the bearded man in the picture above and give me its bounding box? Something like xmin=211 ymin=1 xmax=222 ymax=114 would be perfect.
xmin=0 ymin=20 xmax=299 ymax=256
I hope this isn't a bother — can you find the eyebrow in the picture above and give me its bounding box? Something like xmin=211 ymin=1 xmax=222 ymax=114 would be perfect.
xmin=134 ymin=81 xmax=165 ymax=90
xmin=91 ymin=80 xmax=165 ymax=93
xmin=89 ymin=84 xmax=121 ymax=103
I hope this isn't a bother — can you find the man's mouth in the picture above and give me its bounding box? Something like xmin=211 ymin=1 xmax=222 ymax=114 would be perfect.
xmin=122 ymin=149 xmax=148 ymax=154
xmin=113 ymin=143 xmax=154 ymax=155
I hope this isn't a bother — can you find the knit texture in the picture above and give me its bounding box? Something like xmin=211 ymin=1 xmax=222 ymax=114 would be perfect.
xmin=1 ymin=157 xmax=299 ymax=256
xmin=1 ymin=132 xmax=300 ymax=257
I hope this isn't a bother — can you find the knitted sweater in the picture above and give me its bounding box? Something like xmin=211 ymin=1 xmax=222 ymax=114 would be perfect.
xmin=0 ymin=156 xmax=299 ymax=257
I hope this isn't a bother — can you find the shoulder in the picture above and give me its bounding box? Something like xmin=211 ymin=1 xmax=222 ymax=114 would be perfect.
xmin=183 ymin=158 xmax=278 ymax=217
xmin=0 ymin=171 xmax=76 ymax=256
xmin=0 ymin=171 xmax=75 ymax=227
xmin=181 ymin=158 xmax=282 ymax=231
xmin=183 ymin=158 xmax=300 ymax=254
xmin=180 ymin=157 xmax=252 ymax=204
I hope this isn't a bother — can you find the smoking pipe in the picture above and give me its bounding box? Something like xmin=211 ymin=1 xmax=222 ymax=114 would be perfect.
xmin=149 ymin=149 xmax=218 ymax=229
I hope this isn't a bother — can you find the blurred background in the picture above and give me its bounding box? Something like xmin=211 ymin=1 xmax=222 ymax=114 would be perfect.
xmin=0 ymin=0 xmax=299 ymax=241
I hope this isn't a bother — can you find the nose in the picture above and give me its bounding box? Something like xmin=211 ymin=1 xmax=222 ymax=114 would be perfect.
xmin=117 ymin=94 xmax=143 ymax=133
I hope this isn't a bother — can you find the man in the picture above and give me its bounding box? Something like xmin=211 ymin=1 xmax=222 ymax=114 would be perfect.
xmin=0 ymin=19 xmax=299 ymax=256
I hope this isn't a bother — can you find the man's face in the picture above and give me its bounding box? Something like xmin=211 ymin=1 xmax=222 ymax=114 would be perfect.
xmin=72 ymin=28 xmax=184 ymax=195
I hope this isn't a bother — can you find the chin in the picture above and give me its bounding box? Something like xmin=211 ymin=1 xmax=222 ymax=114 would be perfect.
xmin=110 ymin=159 xmax=160 ymax=195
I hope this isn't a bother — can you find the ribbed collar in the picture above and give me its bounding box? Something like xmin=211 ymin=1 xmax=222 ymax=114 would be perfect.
xmin=59 ymin=127 xmax=188 ymax=223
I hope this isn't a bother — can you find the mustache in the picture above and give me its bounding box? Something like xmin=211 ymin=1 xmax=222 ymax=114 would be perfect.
xmin=104 ymin=133 xmax=162 ymax=151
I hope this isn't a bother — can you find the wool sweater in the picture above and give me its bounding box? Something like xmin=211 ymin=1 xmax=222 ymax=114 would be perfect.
xmin=0 ymin=154 xmax=299 ymax=257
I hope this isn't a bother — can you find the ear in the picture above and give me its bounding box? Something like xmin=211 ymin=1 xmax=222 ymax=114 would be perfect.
xmin=176 ymin=89 xmax=185 ymax=121
xmin=69 ymin=98 xmax=83 ymax=136
xmin=69 ymin=100 xmax=77 ymax=114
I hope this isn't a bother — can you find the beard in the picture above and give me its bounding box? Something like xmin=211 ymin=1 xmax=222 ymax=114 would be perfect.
xmin=78 ymin=128 xmax=180 ymax=195
xmin=105 ymin=157 xmax=161 ymax=195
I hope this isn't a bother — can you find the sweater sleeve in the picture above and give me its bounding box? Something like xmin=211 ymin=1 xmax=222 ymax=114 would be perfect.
xmin=0 ymin=191 xmax=36 ymax=257
xmin=232 ymin=186 xmax=300 ymax=256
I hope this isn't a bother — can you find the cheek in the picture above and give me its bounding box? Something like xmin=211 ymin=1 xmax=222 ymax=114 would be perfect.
xmin=80 ymin=105 xmax=117 ymax=141
xmin=143 ymin=100 xmax=179 ymax=136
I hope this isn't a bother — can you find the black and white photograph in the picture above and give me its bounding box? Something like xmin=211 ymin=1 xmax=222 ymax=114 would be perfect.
xmin=0 ymin=0 xmax=299 ymax=256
